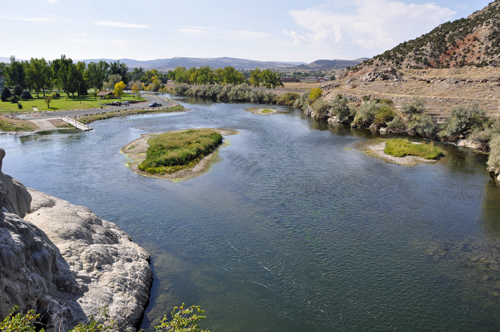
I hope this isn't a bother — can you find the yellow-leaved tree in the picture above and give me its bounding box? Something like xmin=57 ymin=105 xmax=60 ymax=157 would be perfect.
xmin=113 ymin=81 xmax=126 ymax=99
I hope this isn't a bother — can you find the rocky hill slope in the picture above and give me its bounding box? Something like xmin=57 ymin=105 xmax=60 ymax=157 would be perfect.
xmin=353 ymin=0 xmax=500 ymax=70
xmin=0 ymin=149 xmax=153 ymax=331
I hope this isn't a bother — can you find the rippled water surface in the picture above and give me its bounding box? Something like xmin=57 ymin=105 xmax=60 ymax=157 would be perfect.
xmin=3 ymin=94 xmax=500 ymax=331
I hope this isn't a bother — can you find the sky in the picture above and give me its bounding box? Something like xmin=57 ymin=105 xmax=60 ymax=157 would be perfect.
xmin=0 ymin=0 xmax=493 ymax=63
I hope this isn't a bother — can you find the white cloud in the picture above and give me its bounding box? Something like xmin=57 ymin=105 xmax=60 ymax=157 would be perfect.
xmin=0 ymin=15 xmax=57 ymax=22
xmin=74 ymin=33 xmax=87 ymax=36
xmin=285 ymin=0 xmax=456 ymax=52
xmin=178 ymin=26 xmax=270 ymax=40
xmin=93 ymin=21 xmax=152 ymax=29
xmin=47 ymin=0 xmax=58 ymax=3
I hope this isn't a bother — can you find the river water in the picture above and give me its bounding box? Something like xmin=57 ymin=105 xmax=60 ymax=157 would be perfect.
xmin=2 ymin=94 xmax=500 ymax=331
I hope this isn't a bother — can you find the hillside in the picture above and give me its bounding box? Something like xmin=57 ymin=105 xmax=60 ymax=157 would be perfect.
xmin=353 ymin=0 xmax=500 ymax=70
xmin=80 ymin=57 xmax=306 ymax=70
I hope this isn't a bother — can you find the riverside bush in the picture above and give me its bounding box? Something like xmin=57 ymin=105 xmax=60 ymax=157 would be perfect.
xmin=277 ymin=92 xmax=300 ymax=106
xmin=441 ymin=104 xmax=488 ymax=139
xmin=139 ymin=129 xmax=223 ymax=174
xmin=384 ymin=139 xmax=443 ymax=159
xmin=311 ymin=99 xmax=331 ymax=119
xmin=374 ymin=105 xmax=396 ymax=127
xmin=487 ymin=134 xmax=500 ymax=171
xmin=353 ymin=101 xmax=378 ymax=127
xmin=330 ymin=95 xmax=353 ymax=123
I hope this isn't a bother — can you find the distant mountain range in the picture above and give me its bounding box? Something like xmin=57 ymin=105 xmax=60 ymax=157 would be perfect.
xmin=0 ymin=56 xmax=369 ymax=71
xmin=288 ymin=58 xmax=369 ymax=71
xmin=79 ymin=57 xmax=306 ymax=71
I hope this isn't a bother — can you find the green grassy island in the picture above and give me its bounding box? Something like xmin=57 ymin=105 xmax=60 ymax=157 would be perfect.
xmin=138 ymin=129 xmax=223 ymax=175
xmin=384 ymin=139 xmax=443 ymax=159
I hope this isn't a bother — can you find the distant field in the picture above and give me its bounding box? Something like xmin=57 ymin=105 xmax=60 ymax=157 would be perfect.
xmin=0 ymin=92 xmax=146 ymax=112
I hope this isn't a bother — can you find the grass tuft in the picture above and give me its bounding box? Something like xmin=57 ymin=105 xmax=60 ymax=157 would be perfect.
xmin=384 ymin=139 xmax=443 ymax=159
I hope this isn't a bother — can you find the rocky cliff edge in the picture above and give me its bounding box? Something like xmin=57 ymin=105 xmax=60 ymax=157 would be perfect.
xmin=0 ymin=148 xmax=153 ymax=331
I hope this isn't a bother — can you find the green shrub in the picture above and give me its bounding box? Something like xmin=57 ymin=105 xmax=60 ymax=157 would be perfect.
xmin=139 ymin=129 xmax=223 ymax=174
xmin=0 ymin=306 xmax=39 ymax=332
xmin=353 ymin=101 xmax=378 ymax=127
xmin=441 ymin=104 xmax=488 ymax=139
xmin=311 ymin=99 xmax=330 ymax=119
xmin=401 ymin=98 xmax=425 ymax=115
xmin=293 ymin=92 xmax=309 ymax=111
xmin=330 ymin=95 xmax=352 ymax=123
xmin=487 ymin=134 xmax=500 ymax=171
xmin=387 ymin=116 xmax=406 ymax=132
xmin=374 ymin=105 xmax=396 ymax=126
xmin=13 ymin=85 xmax=23 ymax=96
xmin=154 ymin=304 xmax=209 ymax=332
xmin=10 ymin=95 xmax=20 ymax=103
xmin=1 ymin=87 xmax=12 ymax=102
xmin=17 ymin=103 xmax=22 ymax=109
xmin=20 ymin=90 xmax=32 ymax=100
xmin=309 ymin=88 xmax=322 ymax=103
xmin=362 ymin=95 xmax=371 ymax=102
xmin=384 ymin=139 xmax=443 ymax=159
xmin=277 ymin=92 xmax=300 ymax=106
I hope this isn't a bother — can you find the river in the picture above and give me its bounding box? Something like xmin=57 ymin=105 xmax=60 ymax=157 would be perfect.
xmin=2 ymin=94 xmax=500 ymax=331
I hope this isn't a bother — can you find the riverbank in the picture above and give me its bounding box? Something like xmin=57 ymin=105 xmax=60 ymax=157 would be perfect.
xmin=122 ymin=128 xmax=240 ymax=181
xmin=79 ymin=105 xmax=185 ymax=124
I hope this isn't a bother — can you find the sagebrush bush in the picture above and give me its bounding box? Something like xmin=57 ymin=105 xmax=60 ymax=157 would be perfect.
xmin=311 ymin=99 xmax=330 ymax=119
xmin=374 ymin=105 xmax=396 ymax=126
xmin=441 ymin=104 xmax=488 ymax=139
xmin=487 ymin=134 xmax=500 ymax=171
xmin=353 ymin=101 xmax=378 ymax=127
xmin=277 ymin=92 xmax=300 ymax=106
xmin=330 ymin=95 xmax=352 ymax=123
xmin=387 ymin=116 xmax=406 ymax=132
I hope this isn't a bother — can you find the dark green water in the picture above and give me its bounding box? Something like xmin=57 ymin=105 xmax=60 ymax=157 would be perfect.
xmin=2 ymin=95 xmax=500 ymax=331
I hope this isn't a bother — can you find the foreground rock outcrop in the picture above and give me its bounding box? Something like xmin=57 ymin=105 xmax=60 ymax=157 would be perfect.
xmin=0 ymin=149 xmax=153 ymax=331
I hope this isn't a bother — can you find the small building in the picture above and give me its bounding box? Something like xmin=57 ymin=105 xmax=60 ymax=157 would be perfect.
xmin=97 ymin=90 xmax=116 ymax=99
xmin=317 ymin=77 xmax=328 ymax=83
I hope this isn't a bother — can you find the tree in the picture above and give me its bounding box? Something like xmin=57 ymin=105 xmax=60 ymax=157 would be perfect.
xmin=86 ymin=61 xmax=109 ymax=91
xmin=132 ymin=83 xmax=140 ymax=95
xmin=44 ymin=95 xmax=53 ymax=108
xmin=261 ymin=69 xmax=283 ymax=88
xmin=250 ymin=68 xmax=262 ymax=87
xmin=6 ymin=56 xmax=26 ymax=89
xmin=13 ymin=84 xmax=23 ymax=96
xmin=106 ymin=74 xmax=122 ymax=90
xmin=113 ymin=81 xmax=126 ymax=99
xmin=25 ymin=57 xmax=51 ymax=97
xmin=1 ymin=87 xmax=11 ymax=102
xmin=108 ymin=60 xmax=130 ymax=84
xmin=20 ymin=90 xmax=32 ymax=100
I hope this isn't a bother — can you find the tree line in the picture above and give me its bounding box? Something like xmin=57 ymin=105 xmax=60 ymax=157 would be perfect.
xmin=0 ymin=56 xmax=288 ymax=101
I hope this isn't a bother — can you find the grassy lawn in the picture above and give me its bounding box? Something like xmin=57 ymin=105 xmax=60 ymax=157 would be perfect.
xmin=138 ymin=129 xmax=223 ymax=175
xmin=384 ymin=139 xmax=443 ymax=159
xmin=0 ymin=92 xmax=146 ymax=112
xmin=261 ymin=109 xmax=273 ymax=113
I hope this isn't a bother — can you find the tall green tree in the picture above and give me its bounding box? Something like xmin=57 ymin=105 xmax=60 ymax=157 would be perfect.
xmin=86 ymin=61 xmax=109 ymax=91
xmin=6 ymin=56 xmax=26 ymax=89
xmin=108 ymin=60 xmax=130 ymax=84
xmin=25 ymin=57 xmax=51 ymax=97
xmin=261 ymin=69 xmax=283 ymax=89
xmin=249 ymin=68 xmax=262 ymax=87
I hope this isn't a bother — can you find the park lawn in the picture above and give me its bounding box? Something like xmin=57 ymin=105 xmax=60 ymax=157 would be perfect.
xmin=0 ymin=93 xmax=147 ymax=112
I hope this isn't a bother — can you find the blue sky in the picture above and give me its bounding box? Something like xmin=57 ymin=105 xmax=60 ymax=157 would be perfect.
xmin=0 ymin=0 xmax=492 ymax=63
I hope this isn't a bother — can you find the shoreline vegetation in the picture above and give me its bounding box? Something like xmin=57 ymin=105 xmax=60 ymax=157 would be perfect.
xmin=122 ymin=128 xmax=240 ymax=181
xmin=358 ymin=139 xmax=442 ymax=166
